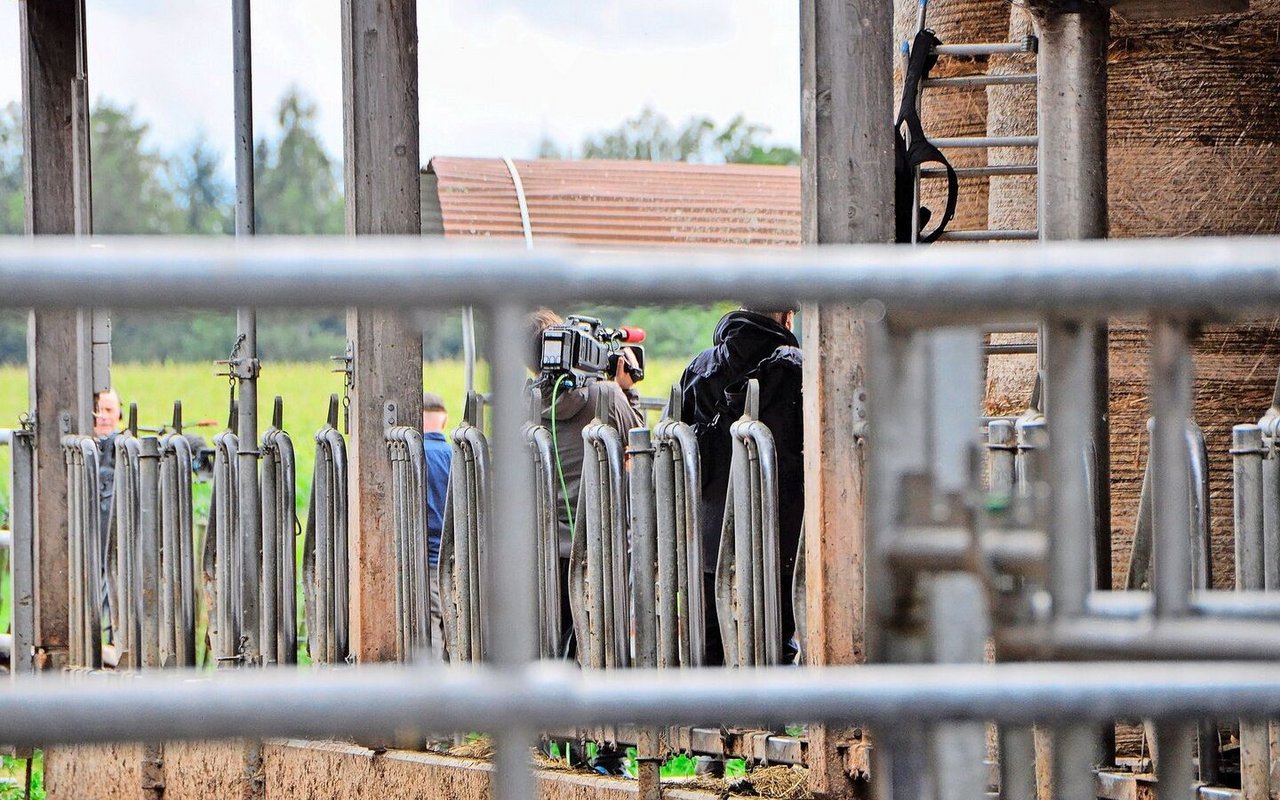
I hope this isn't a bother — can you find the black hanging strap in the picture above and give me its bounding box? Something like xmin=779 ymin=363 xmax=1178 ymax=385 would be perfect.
xmin=895 ymin=28 xmax=959 ymax=244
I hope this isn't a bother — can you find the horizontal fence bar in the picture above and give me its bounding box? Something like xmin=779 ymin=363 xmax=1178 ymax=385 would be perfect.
xmin=921 ymin=163 xmax=1038 ymax=179
xmin=933 ymin=40 xmax=1037 ymax=57
xmin=923 ymin=73 xmax=1037 ymax=89
xmin=938 ymin=229 xmax=1039 ymax=242
xmin=7 ymin=662 xmax=1280 ymax=748
xmin=0 ymin=237 xmax=1279 ymax=320
xmin=933 ymin=135 xmax=1038 ymax=149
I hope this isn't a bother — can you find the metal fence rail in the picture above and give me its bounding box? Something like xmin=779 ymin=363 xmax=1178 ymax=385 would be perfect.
xmin=568 ymin=395 xmax=629 ymax=670
xmin=525 ymin=411 xmax=563 ymax=660
xmin=440 ymin=396 xmax=491 ymax=663
xmin=304 ymin=395 xmax=349 ymax=664
xmin=8 ymin=237 xmax=1280 ymax=800
xmin=652 ymin=397 xmax=705 ymax=668
xmin=204 ymin=421 xmax=241 ymax=664
xmin=63 ymin=434 xmax=103 ymax=669
xmin=260 ymin=397 xmax=297 ymax=665
xmin=714 ymin=380 xmax=784 ymax=668
xmin=387 ymin=421 xmax=431 ymax=662
xmin=6 ymin=422 xmax=36 ymax=676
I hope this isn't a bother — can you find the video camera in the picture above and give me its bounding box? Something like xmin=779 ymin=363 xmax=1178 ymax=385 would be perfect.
xmin=538 ymin=315 xmax=646 ymax=390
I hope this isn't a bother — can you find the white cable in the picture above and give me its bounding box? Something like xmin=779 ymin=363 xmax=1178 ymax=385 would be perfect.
xmin=502 ymin=156 xmax=535 ymax=250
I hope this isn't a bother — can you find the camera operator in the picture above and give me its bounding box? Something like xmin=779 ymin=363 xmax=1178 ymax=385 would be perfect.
xmin=527 ymin=309 xmax=643 ymax=654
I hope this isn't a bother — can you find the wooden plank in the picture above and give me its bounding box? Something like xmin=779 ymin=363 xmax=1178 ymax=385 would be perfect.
xmin=20 ymin=0 xmax=90 ymax=666
xmin=340 ymin=0 xmax=423 ymax=664
xmin=800 ymin=0 xmax=894 ymax=796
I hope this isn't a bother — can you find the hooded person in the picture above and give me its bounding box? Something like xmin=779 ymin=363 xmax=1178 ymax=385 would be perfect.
xmin=676 ymin=307 xmax=804 ymax=665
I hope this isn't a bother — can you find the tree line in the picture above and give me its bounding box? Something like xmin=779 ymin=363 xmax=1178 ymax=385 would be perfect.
xmin=0 ymin=100 xmax=796 ymax=364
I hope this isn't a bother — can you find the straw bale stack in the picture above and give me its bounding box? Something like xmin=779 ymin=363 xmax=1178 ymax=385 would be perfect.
xmin=895 ymin=0 xmax=1010 ymax=232
xmin=1108 ymin=3 xmax=1280 ymax=590
xmin=982 ymin=2 xmax=1280 ymax=591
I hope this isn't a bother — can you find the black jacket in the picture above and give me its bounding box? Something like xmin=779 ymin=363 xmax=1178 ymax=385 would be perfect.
xmin=676 ymin=311 xmax=804 ymax=583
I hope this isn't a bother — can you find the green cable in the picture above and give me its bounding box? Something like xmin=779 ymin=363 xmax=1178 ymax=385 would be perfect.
xmin=550 ymin=374 xmax=575 ymax=535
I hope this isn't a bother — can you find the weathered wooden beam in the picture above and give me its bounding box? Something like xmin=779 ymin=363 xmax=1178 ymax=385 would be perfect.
xmin=341 ymin=0 xmax=423 ymax=664
xmin=800 ymin=0 xmax=893 ymax=795
xmin=20 ymin=0 xmax=92 ymax=668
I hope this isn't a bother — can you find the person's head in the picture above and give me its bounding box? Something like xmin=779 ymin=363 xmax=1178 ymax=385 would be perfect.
xmin=611 ymin=345 xmax=642 ymax=393
xmin=741 ymin=305 xmax=796 ymax=331
xmin=422 ymin=392 xmax=448 ymax=433
xmin=526 ymin=307 xmax=563 ymax=373
xmin=93 ymin=389 xmax=122 ymax=437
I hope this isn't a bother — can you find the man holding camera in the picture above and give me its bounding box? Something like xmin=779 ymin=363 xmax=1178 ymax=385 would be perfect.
xmin=677 ymin=306 xmax=804 ymax=665
xmin=527 ymin=309 xmax=644 ymax=654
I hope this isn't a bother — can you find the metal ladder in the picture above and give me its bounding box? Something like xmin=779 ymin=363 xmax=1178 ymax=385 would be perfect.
xmin=903 ymin=0 xmax=1041 ymax=244
xmin=902 ymin=0 xmax=1042 ymax=375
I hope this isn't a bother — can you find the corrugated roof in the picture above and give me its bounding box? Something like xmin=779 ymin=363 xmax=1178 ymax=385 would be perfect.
xmin=423 ymin=157 xmax=801 ymax=249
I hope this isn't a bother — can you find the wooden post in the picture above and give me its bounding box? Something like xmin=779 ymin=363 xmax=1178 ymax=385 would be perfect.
xmin=801 ymin=0 xmax=894 ymax=795
xmin=20 ymin=0 xmax=94 ymax=668
xmin=341 ymin=0 xmax=423 ymax=663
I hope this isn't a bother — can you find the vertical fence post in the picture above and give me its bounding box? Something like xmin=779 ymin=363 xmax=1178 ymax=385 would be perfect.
xmin=1150 ymin=320 xmax=1196 ymax=800
xmin=487 ymin=302 xmax=537 ymax=800
xmin=629 ymin=427 xmax=662 ymax=800
xmin=1234 ymin=424 xmax=1270 ymax=800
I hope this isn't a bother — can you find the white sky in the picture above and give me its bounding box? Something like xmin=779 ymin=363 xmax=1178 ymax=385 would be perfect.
xmin=0 ymin=0 xmax=800 ymax=175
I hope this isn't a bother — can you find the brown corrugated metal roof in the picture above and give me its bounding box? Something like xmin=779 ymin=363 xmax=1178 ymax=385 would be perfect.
xmin=424 ymin=157 xmax=801 ymax=249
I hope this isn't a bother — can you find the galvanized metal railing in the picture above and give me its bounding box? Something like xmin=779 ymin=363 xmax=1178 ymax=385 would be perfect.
xmin=524 ymin=401 xmax=563 ymax=660
xmin=386 ymin=415 xmax=432 ymax=662
xmin=157 ymin=404 xmax=197 ymax=669
xmin=63 ymin=433 xmax=104 ymax=669
xmin=440 ymin=394 xmax=491 ymax=663
xmin=260 ymin=397 xmax=297 ymax=665
xmin=204 ymin=413 xmax=242 ymax=664
xmin=568 ymin=393 xmax=630 ymax=670
xmin=111 ymin=426 xmax=142 ymax=668
xmin=304 ymin=395 xmax=349 ymax=664
xmin=10 ymin=237 xmax=1280 ymax=800
xmin=1125 ymin=418 xmax=1211 ymax=592
xmin=5 ymin=421 xmax=36 ymax=676
xmin=652 ymin=391 xmax=705 ymax=668
xmin=714 ymin=380 xmax=784 ymax=667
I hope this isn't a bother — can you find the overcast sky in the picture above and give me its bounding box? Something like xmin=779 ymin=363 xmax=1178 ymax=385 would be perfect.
xmin=0 ymin=0 xmax=800 ymax=176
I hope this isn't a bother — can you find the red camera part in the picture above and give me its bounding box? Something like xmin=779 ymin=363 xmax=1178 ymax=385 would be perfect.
xmin=617 ymin=326 xmax=646 ymax=343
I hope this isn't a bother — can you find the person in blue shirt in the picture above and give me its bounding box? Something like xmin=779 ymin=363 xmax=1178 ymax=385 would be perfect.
xmin=422 ymin=391 xmax=452 ymax=659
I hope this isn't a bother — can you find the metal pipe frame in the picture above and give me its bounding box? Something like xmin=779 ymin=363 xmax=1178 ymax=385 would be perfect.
xmin=112 ymin=435 xmax=141 ymax=669
xmin=571 ymin=415 xmax=629 ymax=669
xmin=260 ymin=399 xmax=297 ymax=665
xmin=62 ymin=435 xmax=103 ymax=669
xmin=386 ymin=424 xmax=432 ymax=662
xmin=2 ymin=237 xmax=1280 ymax=320
xmin=303 ymin=400 xmax=349 ymax=664
xmin=207 ymin=429 xmax=242 ymax=664
xmin=652 ymin=411 xmax=705 ymax=668
xmin=717 ymin=381 xmax=784 ymax=668
xmin=11 ymin=237 xmax=1280 ymax=798
xmin=11 ymin=662 xmax=1280 ymax=747
xmin=440 ymin=414 xmax=492 ymax=663
xmin=526 ymin=421 xmax=563 ymax=659
xmin=158 ymin=429 xmax=196 ymax=668
xmin=8 ymin=424 xmax=35 ymax=676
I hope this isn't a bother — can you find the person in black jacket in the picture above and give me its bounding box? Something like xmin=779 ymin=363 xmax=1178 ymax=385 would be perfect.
xmin=677 ymin=307 xmax=804 ymax=665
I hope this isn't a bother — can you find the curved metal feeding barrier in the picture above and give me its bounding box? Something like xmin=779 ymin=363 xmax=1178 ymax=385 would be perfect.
xmin=440 ymin=394 xmax=492 ymax=663
xmin=304 ymin=395 xmax=349 ymax=664
xmin=715 ymin=380 xmax=783 ymax=668
xmin=568 ymin=396 xmax=629 ymax=671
